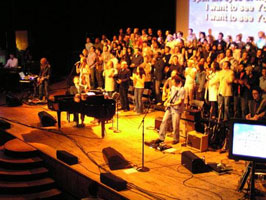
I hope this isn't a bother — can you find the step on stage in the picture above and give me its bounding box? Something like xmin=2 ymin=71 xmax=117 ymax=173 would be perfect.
xmin=0 ymin=92 xmax=265 ymax=200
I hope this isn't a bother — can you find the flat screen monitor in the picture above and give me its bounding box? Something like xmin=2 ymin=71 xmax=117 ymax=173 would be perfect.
xmin=229 ymin=119 xmax=266 ymax=163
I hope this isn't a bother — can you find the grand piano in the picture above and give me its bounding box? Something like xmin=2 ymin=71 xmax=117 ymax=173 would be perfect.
xmin=48 ymin=92 xmax=116 ymax=138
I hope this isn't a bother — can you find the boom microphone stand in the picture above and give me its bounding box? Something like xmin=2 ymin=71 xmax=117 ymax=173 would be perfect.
xmin=137 ymin=99 xmax=153 ymax=172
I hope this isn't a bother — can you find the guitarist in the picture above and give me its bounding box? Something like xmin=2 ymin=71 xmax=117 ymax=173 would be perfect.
xmin=161 ymin=70 xmax=178 ymax=102
xmin=155 ymin=75 xmax=185 ymax=145
xmin=36 ymin=57 xmax=51 ymax=102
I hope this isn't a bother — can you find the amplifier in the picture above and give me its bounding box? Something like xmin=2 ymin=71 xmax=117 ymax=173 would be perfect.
xmin=180 ymin=119 xmax=195 ymax=138
xmin=181 ymin=109 xmax=204 ymax=133
xmin=155 ymin=117 xmax=191 ymax=138
xmin=154 ymin=117 xmax=173 ymax=132
xmin=187 ymin=131 xmax=208 ymax=152
xmin=181 ymin=109 xmax=201 ymax=122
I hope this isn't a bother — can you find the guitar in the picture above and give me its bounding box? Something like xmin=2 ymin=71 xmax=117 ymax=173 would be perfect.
xmin=163 ymin=89 xmax=179 ymax=110
xmin=163 ymin=93 xmax=171 ymax=109
xmin=208 ymin=102 xmax=228 ymax=149
xmin=36 ymin=77 xmax=44 ymax=87
xmin=208 ymin=103 xmax=222 ymax=147
xmin=162 ymin=88 xmax=170 ymax=102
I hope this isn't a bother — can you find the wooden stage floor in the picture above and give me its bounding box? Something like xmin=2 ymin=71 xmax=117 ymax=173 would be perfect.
xmin=0 ymin=87 xmax=265 ymax=200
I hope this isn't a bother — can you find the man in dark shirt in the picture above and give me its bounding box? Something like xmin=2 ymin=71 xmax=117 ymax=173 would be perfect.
xmin=115 ymin=61 xmax=131 ymax=111
xmin=246 ymin=87 xmax=266 ymax=120
xmin=153 ymin=52 xmax=165 ymax=105
xmin=130 ymin=48 xmax=144 ymax=73
xmin=213 ymin=32 xmax=227 ymax=51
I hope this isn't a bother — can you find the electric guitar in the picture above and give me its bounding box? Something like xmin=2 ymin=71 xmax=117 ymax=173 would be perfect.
xmin=163 ymin=89 xmax=178 ymax=110
xmin=36 ymin=77 xmax=44 ymax=87
xmin=163 ymin=94 xmax=171 ymax=110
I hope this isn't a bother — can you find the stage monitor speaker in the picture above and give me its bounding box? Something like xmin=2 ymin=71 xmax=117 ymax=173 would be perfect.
xmin=56 ymin=150 xmax=78 ymax=165
xmin=181 ymin=151 xmax=208 ymax=174
xmin=0 ymin=119 xmax=11 ymax=130
xmin=102 ymin=147 xmax=131 ymax=170
xmin=6 ymin=94 xmax=22 ymax=107
xmin=38 ymin=111 xmax=57 ymax=127
xmin=100 ymin=172 xmax=127 ymax=191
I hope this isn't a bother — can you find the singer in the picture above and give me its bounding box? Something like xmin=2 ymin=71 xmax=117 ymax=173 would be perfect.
xmin=155 ymin=75 xmax=185 ymax=145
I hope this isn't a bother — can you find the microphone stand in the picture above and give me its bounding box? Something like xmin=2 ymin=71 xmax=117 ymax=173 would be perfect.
xmin=112 ymin=92 xmax=121 ymax=133
xmin=109 ymin=117 xmax=114 ymax=130
xmin=113 ymin=99 xmax=121 ymax=133
xmin=137 ymin=99 xmax=152 ymax=172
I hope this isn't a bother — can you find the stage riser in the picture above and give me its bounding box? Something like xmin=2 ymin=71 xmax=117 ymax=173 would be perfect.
xmin=0 ymin=159 xmax=44 ymax=170
xmin=0 ymin=137 xmax=65 ymax=199
xmin=0 ymin=181 xmax=56 ymax=194
xmin=4 ymin=149 xmax=39 ymax=158
xmin=0 ymin=169 xmax=49 ymax=182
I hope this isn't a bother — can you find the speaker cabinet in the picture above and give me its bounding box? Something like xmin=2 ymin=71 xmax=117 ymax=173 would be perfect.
xmin=100 ymin=173 xmax=127 ymax=191
xmin=154 ymin=117 xmax=173 ymax=132
xmin=56 ymin=150 xmax=78 ymax=165
xmin=38 ymin=111 xmax=57 ymax=127
xmin=6 ymin=94 xmax=22 ymax=107
xmin=181 ymin=151 xmax=208 ymax=174
xmin=187 ymin=131 xmax=208 ymax=152
xmin=102 ymin=147 xmax=131 ymax=170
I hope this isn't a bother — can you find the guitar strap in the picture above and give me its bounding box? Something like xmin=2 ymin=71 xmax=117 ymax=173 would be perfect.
xmin=169 ymin=88 xmax=179 ymax=104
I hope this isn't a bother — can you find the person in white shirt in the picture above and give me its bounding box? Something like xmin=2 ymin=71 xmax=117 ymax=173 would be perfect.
xmin=184 ymin=59 xmax=197 ymax=107
xmin=103 ymin=60 xmax=117 ymax=98
xmin=131 ymin=67 xmax=146 ymax=114
xmin=211 ymin=61 xmax=234 ymax=121
xmin=256 ymin=31 xmax=266 ymax=49
xmin=4 ymin=54 xmax=18 ymax=68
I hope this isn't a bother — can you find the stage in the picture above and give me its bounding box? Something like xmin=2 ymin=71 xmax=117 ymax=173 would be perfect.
xmin=0 ymin=83 xmax=265 ymax=200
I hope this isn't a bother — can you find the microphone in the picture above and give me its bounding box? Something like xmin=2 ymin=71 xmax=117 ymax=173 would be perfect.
xmin=74 ymin=61 xmax=80 ymax=65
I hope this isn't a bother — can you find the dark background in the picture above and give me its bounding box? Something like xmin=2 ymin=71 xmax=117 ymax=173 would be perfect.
xmin=0 ymin=0 xmax=176 ymax=80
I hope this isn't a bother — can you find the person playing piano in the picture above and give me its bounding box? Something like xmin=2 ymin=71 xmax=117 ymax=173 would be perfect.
xmin=69 ymin=76 xmax=86 ymax=127
xmin=35 ymin=57 xmax=51 ymax=102
xmin=4 ymin=53 xmax=18 ymax=68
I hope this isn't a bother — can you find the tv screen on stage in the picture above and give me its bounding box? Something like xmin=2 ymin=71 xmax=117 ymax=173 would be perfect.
xmin=189 ymin=0 xmax=265 ymax=41
xmin=229 ymin=119 xmax=266 ymax=163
